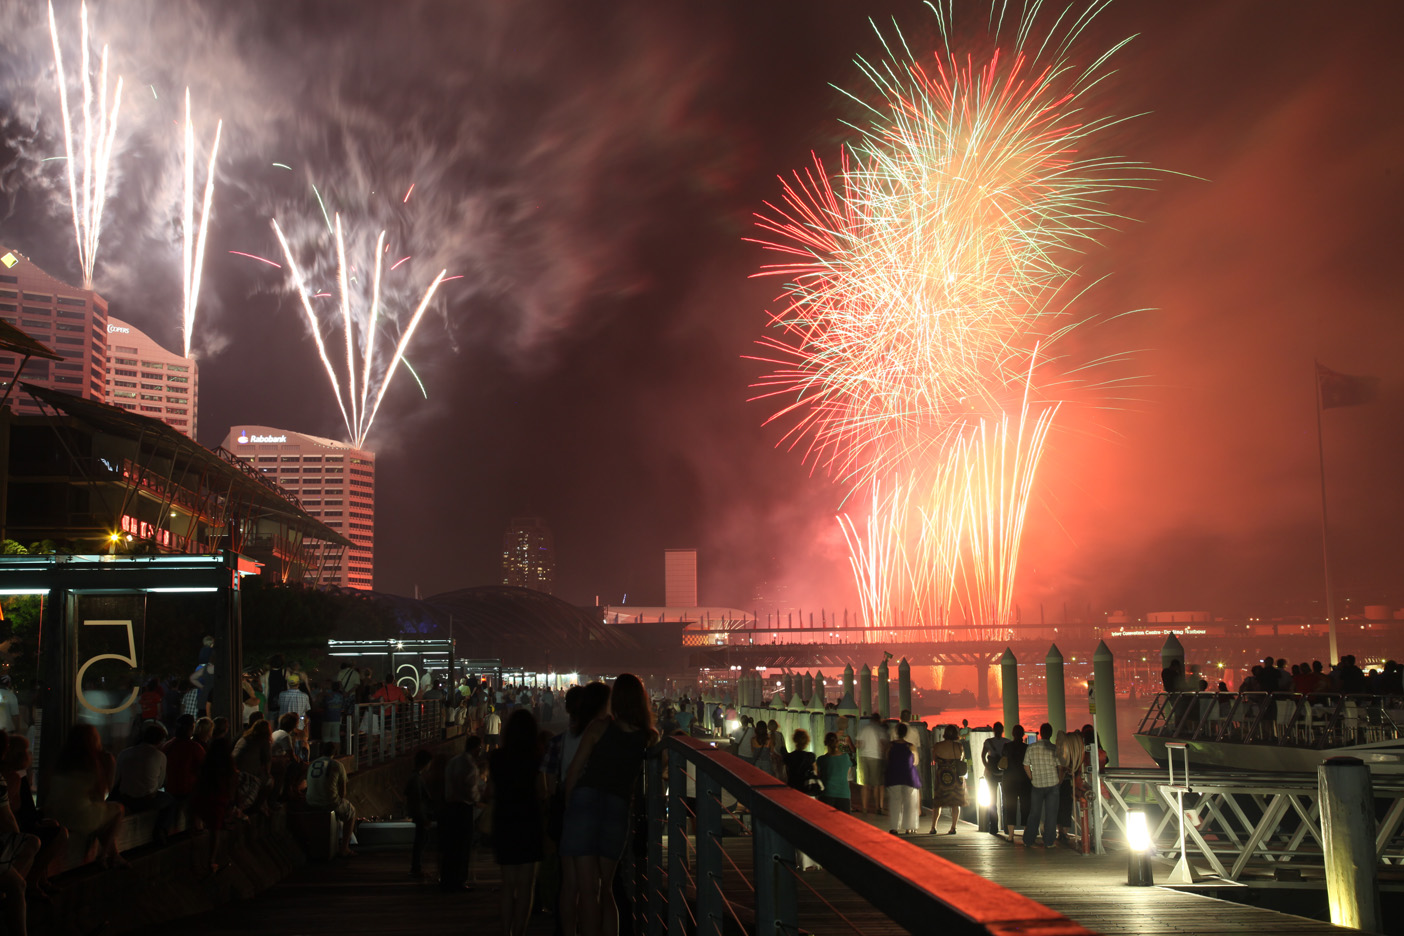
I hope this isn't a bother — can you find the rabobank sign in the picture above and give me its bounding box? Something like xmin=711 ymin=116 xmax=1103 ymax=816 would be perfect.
xmin=237 ymin=431 xmax=287 ymax=444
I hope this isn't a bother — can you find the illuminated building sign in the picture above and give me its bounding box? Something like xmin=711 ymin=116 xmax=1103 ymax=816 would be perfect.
xmin=237 ymin=432 xmax=286 ymax=444
xmin=121 ymin=513 xmax=172 ymax=548
xmin=106 ymin=324 xmax=130 ymax=333
xmin=1 ymin=253 xmax=16 ymax=269
xmin=1109 ymin=627 xmax=1208 ymax=638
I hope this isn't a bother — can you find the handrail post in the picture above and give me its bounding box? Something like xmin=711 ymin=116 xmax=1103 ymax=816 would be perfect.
xmin=696 ymin=772 xmax=724 ymax=936
xmin=752 ymin=814 xmax=797 ymax=936
xmin=667 ymin=750 xmax=688 ymax=936
xmin=646 ymin=753 xmax=665 ymax=936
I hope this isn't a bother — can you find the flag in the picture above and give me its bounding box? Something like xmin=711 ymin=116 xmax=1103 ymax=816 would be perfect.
xmin=1317 ymin=362 xmax=1379 ymax=409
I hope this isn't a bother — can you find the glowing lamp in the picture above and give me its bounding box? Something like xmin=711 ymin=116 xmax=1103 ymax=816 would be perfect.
xmin=1126 ymin=808 xmax=1154 ymax=886
xmin=976 ymin=779 xmax=992 ymax=809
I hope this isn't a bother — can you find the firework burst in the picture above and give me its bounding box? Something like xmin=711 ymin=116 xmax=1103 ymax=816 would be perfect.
xmin=756 ymin=2 xmax=1156 ymax=638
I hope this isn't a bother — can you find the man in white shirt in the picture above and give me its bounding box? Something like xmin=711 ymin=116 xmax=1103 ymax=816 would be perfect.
xmin=856 ymin=713 xmax=889 ymax=815
xmin=734 ymin=717 xmax=756 ymax=762
xmin=484 ymin=707 xmax=502 ymax=750
xmin=113 ymin=723 xmax=175 ymax=837
xmin=306 ymin=742 xmax=355 ymax=857
xmin=0 ymin=677 xmax=22 ymax=734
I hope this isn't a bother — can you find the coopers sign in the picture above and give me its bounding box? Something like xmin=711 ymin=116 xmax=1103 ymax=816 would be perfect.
xmin=107 ymin=324 xmax=130 ymax=334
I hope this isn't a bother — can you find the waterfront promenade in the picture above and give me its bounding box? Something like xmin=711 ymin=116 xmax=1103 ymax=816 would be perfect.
xmin=177 ymin=815 xmax=1349 ymax=936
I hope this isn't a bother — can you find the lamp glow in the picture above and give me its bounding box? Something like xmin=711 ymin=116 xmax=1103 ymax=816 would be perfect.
xmin=976 ymin=779 xmax=992 ymax=809
xmin=1127 ymin=809 xmax=1151 ymax=851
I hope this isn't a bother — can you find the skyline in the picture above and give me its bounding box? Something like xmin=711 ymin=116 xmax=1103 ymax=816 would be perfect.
xmin=0 ymin=2 xmax=1400 ymax=613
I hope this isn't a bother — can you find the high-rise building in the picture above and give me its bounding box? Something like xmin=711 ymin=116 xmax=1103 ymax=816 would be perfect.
xmin=665 ymin=548 xmax=698 ymax=607
xmin=501 ymin=516 xmax=556 ymax=594
xmin=0 ymin=246 xmax=109 ymax=416
xmin=104 ymin=316 xmax=199 ymax=436
xmin=221 ymin=425 xmax=376 ymax=590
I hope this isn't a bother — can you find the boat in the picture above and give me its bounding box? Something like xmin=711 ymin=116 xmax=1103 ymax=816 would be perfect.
xmin=1134 ymin=691 xmax=1404 ymax=774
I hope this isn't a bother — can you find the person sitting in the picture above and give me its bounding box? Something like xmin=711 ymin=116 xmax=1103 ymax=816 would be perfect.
xmin=111 ymin=723 xmax=175 ymax=839
xmin=44 ymin=725 xmax=125 ymax=868
xmin=305 ymin=743 xmax=356 ymax=857
xmin=0 ymin=733 xmax=54 ymax=905
xmin=231 ymin=720 xmax=273 ymax=815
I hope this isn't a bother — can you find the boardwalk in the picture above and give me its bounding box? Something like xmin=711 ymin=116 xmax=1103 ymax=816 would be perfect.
xmin=175 ymin=814 xmax=1349 ymax=936
xmin=744 ymin=814 xmax=1350 ymax=936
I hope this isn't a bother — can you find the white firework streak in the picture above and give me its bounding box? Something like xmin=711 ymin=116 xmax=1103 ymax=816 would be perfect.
xmin=274 ymin=216 xmax=446 ymax=447
xmin=47 ymin=0 xmax=123 ymax=289
xmin=271 ymin=218 xmax=354 ymax=438
xmin=182 ymin=89 xmax=222 ymax=358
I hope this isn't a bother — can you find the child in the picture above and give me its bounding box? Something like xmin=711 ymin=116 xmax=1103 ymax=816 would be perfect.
xmin=405 ymin=748 xmax=434 ymax=879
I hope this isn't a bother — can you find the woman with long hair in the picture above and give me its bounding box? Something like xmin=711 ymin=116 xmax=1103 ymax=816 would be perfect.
xmin=0 ymin=734 xmax=64 ymax=898
xmin=560 ymin=674 xmax=658 ymax=936
xmin=929 ymin=724 xmax=967 ymax=834
xmin=815 ymin=732 xmax=853 ymax=812
xmin=45 ymin=725 xmax=124 ymax=868
xmin=231 ymin=719 xmax=273 ymax=814
xmin=488 ymin=709 xmax=545 ymax=936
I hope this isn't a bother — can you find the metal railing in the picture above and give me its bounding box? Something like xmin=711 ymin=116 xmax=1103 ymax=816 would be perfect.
xmin=342 ymin=700 xmax=445 ymax=768
xmin=1098 ymin=765 xmax=1404 ymax=886
xmin=1138 ymin=691 xmax=1404 ymax=749
xmin=642 ymin=735 xmax=1090 ymax=936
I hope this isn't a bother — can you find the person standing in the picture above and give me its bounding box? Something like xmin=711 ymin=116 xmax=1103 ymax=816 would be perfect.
xmin=440 ymin=736 xmax=481 ymax=892
xmin=857 ymin=713 xmax=888 ymax=815
xmin=559 ymin=673 xmax=658 ymax=936
xmin=1000 ymin=725 xmax=1029 ymax=842
xmin=1022 ymin=723 xmax=1064 ymax=850
xmin=884 ymin=722 xmax=921 ymax=834
xmin=484 ymin=706 xmax=503 ymax=751
xmin=306 ymin=743 xmax=356 ymax=857
xmin=488 ymin=710 xmax=546 ymax=936
xmin=404 ymin=749 xmax=434 ymax=879
xmin=815 ymin=732 xmax=853 ymax=812
xmin=928 ymin=724 xmax=967 ymax=834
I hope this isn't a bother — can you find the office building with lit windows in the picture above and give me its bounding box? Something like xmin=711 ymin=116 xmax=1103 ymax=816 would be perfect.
xmin=502 ymin=516 xmax=555 ymax=594
xmin=104 ymin=316 xmax=199 ymax=436
xmin=0 ymin=246 xmax=109 ymax=415
xmin=221 ymin=426 xmax=376 ymax=589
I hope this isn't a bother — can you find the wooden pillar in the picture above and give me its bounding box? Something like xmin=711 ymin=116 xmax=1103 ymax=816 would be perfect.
xmin=1045 ymin=643 xmax=1066 ymax=735
xmin=897 ymin=657 xmax=912 ymax=717
xmin=1000 ymin=647 xmax=1020 ymax=733
xmin=877 ymin=659 xmax=890 ymax=720
xmin=1319 ymin=756 xmax=1380 ymax=932
xmin=1093 ymin=640 xmax=1119 ymax=767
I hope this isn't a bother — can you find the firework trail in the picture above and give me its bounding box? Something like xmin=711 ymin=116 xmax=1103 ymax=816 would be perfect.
xmin=182 ymin=89 xmax=222 ymax=358
xmin=757 ymin=2 xmax=1154 ymax=638
xmin=272 ymin=215 xmax=446 ymax=448
xmin=47 ymin=0 xmax=124 ymax=289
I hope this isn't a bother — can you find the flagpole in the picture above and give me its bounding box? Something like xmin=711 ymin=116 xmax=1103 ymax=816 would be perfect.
xmin=1314 ymin=361 xmax=1339 ymax=665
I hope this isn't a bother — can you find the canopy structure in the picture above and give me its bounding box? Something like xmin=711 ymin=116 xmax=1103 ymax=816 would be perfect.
xmin=6 ymin=384 xmax=350 ymax=583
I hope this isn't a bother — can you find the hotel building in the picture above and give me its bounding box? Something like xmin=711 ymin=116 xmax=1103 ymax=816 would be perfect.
xmin=221 ymin=426 xmax=376 ymax=589
xmin=103 ymin=316 xmax=199 ymax=436
xmin=0 ymin=246 xmax=108 ymax=415
xmin=502 ymin=516 xmax=556 ymax=594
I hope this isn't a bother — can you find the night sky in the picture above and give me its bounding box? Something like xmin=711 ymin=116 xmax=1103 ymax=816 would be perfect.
xmin=1 ymin=2 xmax=1400 ymax=615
